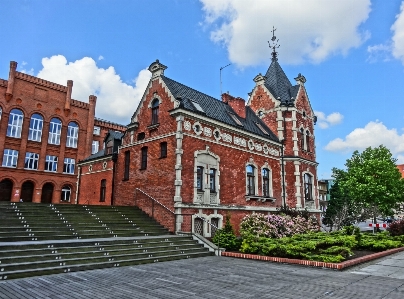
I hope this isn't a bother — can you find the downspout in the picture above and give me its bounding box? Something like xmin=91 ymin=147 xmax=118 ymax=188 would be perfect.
xmin=111 ymin=153 xmax=118 ymax=206
xmin=75 ymin=166 xmax=81 ymax=204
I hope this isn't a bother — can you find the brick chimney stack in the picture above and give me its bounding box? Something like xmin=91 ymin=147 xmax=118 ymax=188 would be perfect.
xmin=222 ymin=93 xmax=246 ymax=118
xmin=6 ymin=61 xmax=17 ymax=102
xmin=64 ymin=80 xmax=73 ymax=112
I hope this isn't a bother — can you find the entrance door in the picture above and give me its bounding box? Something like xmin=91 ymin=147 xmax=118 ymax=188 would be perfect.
xmin=0 ymin=179 xmax=13 ymax=201
xmin=21 ymin=181 xmax=34 ymax=202
xmin=41 ymin=183 xmax=54 ymax=203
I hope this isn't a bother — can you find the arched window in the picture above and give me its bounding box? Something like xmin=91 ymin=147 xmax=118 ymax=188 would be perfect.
xmin=306 ymin=130 xmax=310 ymax=152
xmin=300 ymin=128 xmax=305 ymax=149
xmin=100 ymin=179 xmax=106 ymax=202
xmin=7 ymin=109 xmax=24 ymax=138
xmin=61 ymin=185 xmax=71 ymax=202
xmin=262 ymin=168 xmax=270 ymax=197
xmin=151 ymin=99 xmax=159 ymax=125
xmin=246 ymin=165 xmax=255 ymax=195
xmin=304 ymin=173 xmax=313 ymax=201
xmin=48 ymin=118 xmax=62 ymax=145
xmin=28 ymin=113 xmax=43 ymax=142
xmin=66 ymin=122 xmax=79 ymax=148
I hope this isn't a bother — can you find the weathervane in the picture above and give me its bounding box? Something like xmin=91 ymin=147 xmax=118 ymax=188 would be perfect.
xmin=268 ymin=26 xmax=280 ymax=61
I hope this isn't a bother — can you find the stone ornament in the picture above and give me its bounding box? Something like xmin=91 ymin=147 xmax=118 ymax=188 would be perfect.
xmin=183 ymin=120 xmax=191 ymax=131
xmin=193 ymin=122 xmax=203 ymax=135
xmin=203 ymin=127 xmax=212 ymax=137
xmin=213 ymin=128 xmax=221 ymax=141
xmin=222 ymin=133 xmax=232 ymax=143
xmin=88 ymin=165 xmax=93 ymax=172
xmin=248 ymin=139 xmax=255 ymax=150
xmin=103 ymin=161 xmax=108 ymax=169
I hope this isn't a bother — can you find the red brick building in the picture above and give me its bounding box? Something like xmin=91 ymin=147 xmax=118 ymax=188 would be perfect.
xmin=79 ymin=53 xmax=319 ymax=235
xmin=0 ymin=61 xmax=126 ymax=204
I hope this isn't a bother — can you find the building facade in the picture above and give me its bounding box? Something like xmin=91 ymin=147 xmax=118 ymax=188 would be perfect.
xmin=0 ymin=61 xmax=126 ymax=204
xmin=79 ymin=54 xmax=320 ymax=235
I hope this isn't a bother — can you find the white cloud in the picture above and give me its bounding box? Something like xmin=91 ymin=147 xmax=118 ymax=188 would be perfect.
xmin=19 ymin=61 xmax=34 ymax=75
xmin=391 ymin=1 xmax=404 ymax=63
xmin=200 ymin=0 xmax=371 ymax=66
xmin=367 ymin=43 xmax=392 ymax=63
xmin=98 ymin=55 xmax=104 ymax=61
xmin=325 ymin=121 xmax=404 ymax=157
xmin=314 ymin=111 xmax=343 ymax=129
xmin=37 ymin=55 xmax=151 ymax=124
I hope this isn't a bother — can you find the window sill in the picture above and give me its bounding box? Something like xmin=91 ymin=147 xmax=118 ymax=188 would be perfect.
xmin=147 ymin=123 xmax=160 ymax=130
xmin=245 ymin=195 xmax=276 ymax=203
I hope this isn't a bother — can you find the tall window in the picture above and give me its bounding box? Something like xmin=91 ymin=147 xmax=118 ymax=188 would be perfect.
xmin=140 ymin=147 xmax=148 ymax=169
xmin=61 ymin=185 xmax=71 ymax=202
xmin=66 ymin=122 xmax=79 ymax=148
xmin=28 ymin=113 xmax=43 ymax=142
xmin=246 ymin=165 xmax=255 ymax=195
xmin=92 ymin=140 xmax=99 ymax=154
xmin=48 ymin=118 xmax=62 ymax=145
xmin=209 ymin=169 xmax=216 ymax=192
xmin=124 ymin=151 xmax=130 ymax=180
xmin=300 ymin=128 xmax=305 ymax=149
xmin=160 ymin=142 xmax=167 ymax=158
xmin=262 ymin=168 xmax=270 ymax=197
xmin=63 ymin=158 xmax=75 ymax=174
xmin=197 ymin=166 xmax=203 ymax=191
xmin=45 ymin=155 xmax=58 ymax=172
xmin=7 ymin=109 xmax=23 ymax=138
xmin=24 ymin=152 xmax=39 ymax=170
xmin=100 ymin=179 xmax=106 ymax=202
xmin=2 ymin=149 xmax=18 ymax=168
xmin=306 ymin=131 xmax=310 ymax=152
xmin=304 ymin=173 xmax=313 ymax=201
xmin=151 ymin=99 xmax=159 ymax=125
xmin=105 ymin=140 xmax=113 ymax=154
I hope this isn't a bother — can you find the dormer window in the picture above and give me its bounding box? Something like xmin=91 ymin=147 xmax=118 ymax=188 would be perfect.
xmin=228 ymin=112 xmax=243 ymax=126
xmin=106 ymin=140 xmax=113 ymax=155
xmin=255 ymin=122 xmax=269 ymax=135
xmin=151 ymin=99 xmax=159 ymax=125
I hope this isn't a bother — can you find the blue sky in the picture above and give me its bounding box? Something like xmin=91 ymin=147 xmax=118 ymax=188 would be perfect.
xmin=2 ymin=0 xmax=404 ymax=179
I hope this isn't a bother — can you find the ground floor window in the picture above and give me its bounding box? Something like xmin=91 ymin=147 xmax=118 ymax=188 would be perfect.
xmin=61 ymin=185 xmax=71 ymax=202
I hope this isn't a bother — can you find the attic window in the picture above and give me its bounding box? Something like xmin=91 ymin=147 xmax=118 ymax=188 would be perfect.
xmin=191 ymin=100 xmax=205 ymax=113
xmin=255 ymin=122 xmax=269 ymax=135
xmin=228 ymin=112 xmax=243 ymax=126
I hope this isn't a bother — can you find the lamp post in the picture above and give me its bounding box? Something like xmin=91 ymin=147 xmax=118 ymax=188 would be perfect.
xmin=279 ymin=98 xmax=294 ymax=207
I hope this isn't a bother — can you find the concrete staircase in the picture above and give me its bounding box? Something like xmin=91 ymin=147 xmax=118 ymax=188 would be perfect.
xmin=0 ymin=202 xmax=213 ymax=280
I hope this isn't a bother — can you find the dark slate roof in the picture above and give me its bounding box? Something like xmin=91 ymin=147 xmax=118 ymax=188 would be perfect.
xmin=161 ymin=76 xmax=279 ymax=142
xmin=107 ymin=130 xmax=124 ymax=142
xmin=80 ymin=149 xmax=107 ymax=163
xmin=264 ymin=59 xmax=299 ymax=104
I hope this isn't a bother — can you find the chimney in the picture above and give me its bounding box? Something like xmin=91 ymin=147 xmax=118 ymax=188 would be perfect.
xmin=222 ymin=92 xmax=246 ymax=118
xmin=64 ymin=80 xmax=73 ymax=112
xmin=5 ymin=61 xmax=18 ymax=102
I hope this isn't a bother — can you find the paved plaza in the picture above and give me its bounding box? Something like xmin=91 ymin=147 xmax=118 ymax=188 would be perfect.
xmin=1 ymin=252 xmax=404 ymax=299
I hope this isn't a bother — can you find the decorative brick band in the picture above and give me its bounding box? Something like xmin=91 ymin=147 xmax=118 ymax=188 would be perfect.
xmin=222 ymin=247 xmax=404 ymax=270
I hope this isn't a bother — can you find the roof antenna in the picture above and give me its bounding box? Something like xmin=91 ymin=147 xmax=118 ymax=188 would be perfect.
xmin=268 ymin=26 xmax=280 ymax=61
xmin=220 ymin=63 xmax=232 ymax=96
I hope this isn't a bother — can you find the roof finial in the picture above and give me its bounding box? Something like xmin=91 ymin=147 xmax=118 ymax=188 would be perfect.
xmin=268 ymin=26 xmax=280 ymax=61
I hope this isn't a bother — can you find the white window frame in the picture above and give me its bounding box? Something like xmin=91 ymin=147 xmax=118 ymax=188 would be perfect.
xmin=7 ymin=109 xmax=24 ymax=138
xmin=261 ymin=164 xmax=273 ymax=198
xmin=2 ymin=149 xmax=18 ymax=168
xmin=92 ymin=140 xmax=99 ymax=154
xmin=246 ymin=162 xmax=258 ymax=196
xmin=24 ymin=152 xmax=39 ymax=170
xmin=45 ymin=155 xmax=58 ymax=172
xmin=93 ymin=126 xmax=101 ymax=135
xmin=28 ymin=114 xmax=43 ymax=142
xmin=48 ymin=118 xmax=62 ymax=145
xmin=61 ymin=185 xmax=71 ymax=202
xmin=66 ymin=122 xmax=79 ymax=148
xmin=63 ymin=158 xmax=75 ymax=174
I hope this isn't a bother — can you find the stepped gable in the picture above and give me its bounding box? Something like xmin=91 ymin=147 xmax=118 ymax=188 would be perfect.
xmin=264 ymin=58 xmax=300 ymax=104
xmin=161 ymin=76 xmax=279 ymax=142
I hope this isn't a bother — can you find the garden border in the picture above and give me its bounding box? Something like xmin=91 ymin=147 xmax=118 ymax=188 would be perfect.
xmin=221 ymin=247 xmax=404 ymax=270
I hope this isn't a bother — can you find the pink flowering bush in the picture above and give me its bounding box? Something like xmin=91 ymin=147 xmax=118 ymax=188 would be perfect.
xmin=240 ymin=213 xmax=319 ymax=240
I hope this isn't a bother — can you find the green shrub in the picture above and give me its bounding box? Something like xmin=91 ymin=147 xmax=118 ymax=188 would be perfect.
xmin=212 ymin=213 xmax=241 ymax=251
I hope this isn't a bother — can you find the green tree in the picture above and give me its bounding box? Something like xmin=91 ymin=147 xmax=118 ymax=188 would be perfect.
xmin=342 ymin=145 xmax=404 ymax=228
xmin=323 ymin=168 xmax=363 ymax=231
